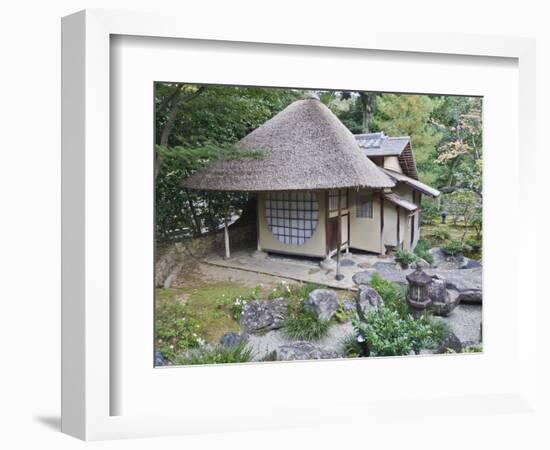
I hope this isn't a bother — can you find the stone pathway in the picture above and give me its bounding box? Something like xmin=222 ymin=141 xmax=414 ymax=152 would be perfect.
xmin=205 ymin=249 xmax=384 ymax=291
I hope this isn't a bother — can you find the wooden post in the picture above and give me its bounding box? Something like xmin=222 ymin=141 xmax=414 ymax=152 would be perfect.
xmin=335 ymin=189 xmax=344 ymax=280
xmin=380 ymin=194 xmax=385 ymax=255
xmin=224 ymin=194 xmax=230 ymax=259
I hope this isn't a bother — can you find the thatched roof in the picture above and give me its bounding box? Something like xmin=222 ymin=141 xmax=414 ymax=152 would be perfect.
xmin=182 ymin=97 xmax=395 ymax=192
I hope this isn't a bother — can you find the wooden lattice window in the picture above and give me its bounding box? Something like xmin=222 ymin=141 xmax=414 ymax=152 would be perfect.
xmin=328 ymin=189 xmax=348 ymax=211
xmin=265 ymin=191 xmax=319 ymax=246
xmin=356 ymin=193 xmax=373 ymax=218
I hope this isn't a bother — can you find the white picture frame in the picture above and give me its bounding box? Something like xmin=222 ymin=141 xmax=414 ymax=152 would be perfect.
xmin=61 ymin=9 xmax=538 ymax=441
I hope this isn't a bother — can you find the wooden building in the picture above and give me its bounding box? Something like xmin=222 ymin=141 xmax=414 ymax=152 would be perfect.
xmin=182 ymin=95 xmax=440 ymax=261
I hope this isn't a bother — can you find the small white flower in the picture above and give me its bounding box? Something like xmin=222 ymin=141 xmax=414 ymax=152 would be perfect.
xmin=170 ymin=345 xmax=174 ymax=349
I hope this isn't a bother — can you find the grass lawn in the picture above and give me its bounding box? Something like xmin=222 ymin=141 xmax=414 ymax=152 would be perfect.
xmin=156 ymin=282 xmax=262 ymax=345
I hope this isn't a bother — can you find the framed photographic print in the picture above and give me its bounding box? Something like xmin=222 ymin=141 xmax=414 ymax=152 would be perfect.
xmin=61 ymin=9 xmax=537 ymax=441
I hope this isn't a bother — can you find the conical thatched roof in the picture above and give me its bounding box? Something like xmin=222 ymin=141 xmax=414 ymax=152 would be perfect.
xmin=182 ymin=97 xmax=395 ymax=192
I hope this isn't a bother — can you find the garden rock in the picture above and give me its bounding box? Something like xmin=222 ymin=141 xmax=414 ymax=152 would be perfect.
xmin=219 ymin=332 xmax=249 ymax=347
xmin=430 ymin=250 xmax=481 ymax=271
xmin=240 ymin=298 xmax=290 ymax=334
xmin=340 ymin=258 xmax=356 ymax=267
xmin=342 ymin=299 xmax=356 ymax=312
xmin=155 ymin=349 xmax=166 ymax=366
xmin=437 ymin=330 xmax=463 ymax=354
xmin=277 ymin=341 xmax=339 ymax=361
xmin=355 ymin=285 xmax=384 ymax=319
xmin=304 ymin=289 xmax=339 ymax=322
xmin=429 ymin=247 xmax=447 ymax=267
xmin=427 ymin=277 xmax=460 ymax=316
xmin=463 ymin=258 xmax=482 ymax=269
xmin=373 ymin=261 xmax=398 ymax=272
xmin=415 ymin=258 xmax=431 ymax=269
xmin=441 ymin=304 xmax=482 ymax=346
xmin=352 ymin=270 xmax=375 ymax=285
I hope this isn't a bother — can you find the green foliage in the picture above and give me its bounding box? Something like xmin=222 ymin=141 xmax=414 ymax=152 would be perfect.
xmin=414 ymin=239 xmax=434 ymax=265
xmin=283 ymin=303 xmax=331 ymax=341
xmin=395 ymin=249 xmax=419 ymax=266
xmin=368 ymin=273 xmax=409 ymax=319
xmin=355 ymin=277 xmax=449 ymax=356
xmin=429 ymin=228 xmax=451 ymax=243
xmin=463 ymin=344 xmax=483 ymax=353
xmin=417 ymin=315 xmax=450 ymax=350
xmin=464 ymin=238 xmax=482 ymax=259
xmin=341 ymin=333 xmax=362 ymax=357
xmin=155 ymin=84 xmax=301 ymax=240
xmin=267 ymin=282 xmax=321 ymax=301
xmin=443 ymin=240 xmax=469 ymax=256
xmin=420 ymin=200 xmax=440 ymax=225
xmin=155 ymin=300 xmax=204 ymax=361
xmin=174 ymin=342 xmax=253 ymax=365
xmin=351 ymin=309 xmax=434 ymax=356
xmin=373 ymin=94 xmax=443 ymax=178
xmin=334 ymin=303 xmax=350 ymax=323
xmin=216 ymin=285 xmax=263 ymax=321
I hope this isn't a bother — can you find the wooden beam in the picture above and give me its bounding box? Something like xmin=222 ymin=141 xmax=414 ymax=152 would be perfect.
xmin=335 ymin=189 xmax=344 ymax=280
xmin=380 ymin=194 xmax=385 ymax=254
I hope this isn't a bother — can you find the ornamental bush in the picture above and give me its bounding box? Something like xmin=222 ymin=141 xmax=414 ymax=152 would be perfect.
xmin=413 ymin=239 xmax=434 ymax=265
xmin=155 ymin=300 xmax=204 ymax=362
xmin=351 ymin=308 xmax=434 ymax=356
xmin=395 ymin=249 xmax=419 ymax=266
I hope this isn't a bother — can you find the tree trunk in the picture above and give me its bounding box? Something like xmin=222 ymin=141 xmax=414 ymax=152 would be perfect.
xmin=184 ymin=188 xmax=202 ymax=236
xmin=155 ymin=85 xmax=206 ymax=178
xmin=359 ymin=92 xmax=377 ymax=133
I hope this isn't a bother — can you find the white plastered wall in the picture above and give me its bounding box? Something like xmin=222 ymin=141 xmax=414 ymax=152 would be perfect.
xmin=257 ymin=191 xmax=327 ymax=258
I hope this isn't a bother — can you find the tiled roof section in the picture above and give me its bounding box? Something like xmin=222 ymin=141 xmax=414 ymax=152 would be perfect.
xmin=382 ymin=168 xmax=441 ymax=198
xmin=383 ymin=192 xmax=419 ymax=212
xmin=355 ymin=132 xmax=410 ymax=156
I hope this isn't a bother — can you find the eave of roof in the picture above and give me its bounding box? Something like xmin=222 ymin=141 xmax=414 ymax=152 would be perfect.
xmin=355 ymin=133 xmax=410 ymax=156
xmin=383 ymin=192 xmax=419 ymax=212
xmin=383 ymin=168 xmax=441 ymax=198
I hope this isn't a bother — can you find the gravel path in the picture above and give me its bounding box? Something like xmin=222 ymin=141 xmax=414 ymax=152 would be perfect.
xmin=247 ymin=321 xmax=354 ymax=361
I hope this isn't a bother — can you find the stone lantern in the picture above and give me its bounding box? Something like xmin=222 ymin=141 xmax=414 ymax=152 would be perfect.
xmin=406 ymin=266 xmax=433 ymax=315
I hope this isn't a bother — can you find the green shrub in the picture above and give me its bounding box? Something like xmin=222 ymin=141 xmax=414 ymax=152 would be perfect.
xmin=420 ymin=201 xmax=440 ymax=225
xmin=418 ymin=315 xmax=450 ymax=350
xmin=414 ymin=239 xmax=434 ymax=265
xmin=429 ymin=228 xmax=451 ymax=243
xmin=395 ymin=249 xmax=419 ymax=266
xmin=155 ymin=300 xmax=204 ymax=362
xmin=369 ymin=273 xmax=409 ymax=319
xmin=443 ymin=240 xmax=470 ymax=256
xmin=351 ymin=309 xmax=434 ymax=356
xmin=283 ymin=303 xmax=331 ymax=341
xmin=174 ymin=342 xmax=253 ymax=365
